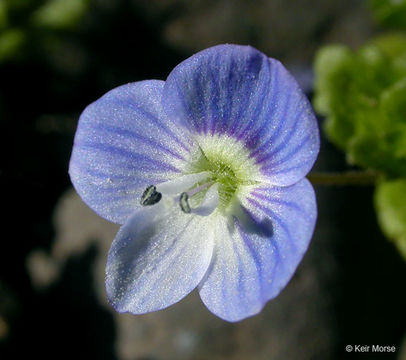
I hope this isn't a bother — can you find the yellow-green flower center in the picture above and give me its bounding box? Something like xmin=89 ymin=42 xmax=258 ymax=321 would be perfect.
xmin=186 ymin=144 xmax=259 ymax=212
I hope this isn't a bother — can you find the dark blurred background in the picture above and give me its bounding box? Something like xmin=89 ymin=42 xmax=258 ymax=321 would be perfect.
xmin=1 ymin=0 xmax=405 ymax=359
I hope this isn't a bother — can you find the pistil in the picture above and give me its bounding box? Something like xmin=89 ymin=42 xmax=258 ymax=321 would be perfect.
xmin=179 ymin=181 xmax=214 ymax=213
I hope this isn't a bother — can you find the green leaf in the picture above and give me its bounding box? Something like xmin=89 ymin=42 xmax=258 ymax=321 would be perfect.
xmin=375 ymin=178 xmax=406 ymax=261
xmin=31 ymin=0 xmax=89 ymax=30
xmin=313 ymin=34 xmax=406 ymax=177
xmin=313 ymin=45 xmax=355 ymax=149
xmin=381 ymin=77 xmax=406 ymax=126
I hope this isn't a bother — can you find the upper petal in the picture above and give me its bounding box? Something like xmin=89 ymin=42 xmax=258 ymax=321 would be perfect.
xmin=198 ymin=178 xmax=317 ymax=322
xmin=162 ymin=44 xmax=319 ymax=186
xmin=69 ymin=80 xmax=193 ymax=224
xmin=106 ymin=202 xmax=215 ymax=314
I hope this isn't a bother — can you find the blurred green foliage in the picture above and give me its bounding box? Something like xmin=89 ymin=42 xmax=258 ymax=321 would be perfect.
xmin=32 ymin=0 xmax=89 ymax=30
xmin=0 ymin=28 xmax=24 ymax=62
xmin=375 ymin=179 xmax=406 ymax=260
xmin=0 ymin=0 xmax=89 ymax=63
xmin=314 ymin=31 xmax=406 ymax=260
xmin=0 ymin=1 xmax=7 ymax=30
xmin=314 ymin=34 xmax=406 ymax=177
xmin=371 ymin=0 xmax=406 ymax=29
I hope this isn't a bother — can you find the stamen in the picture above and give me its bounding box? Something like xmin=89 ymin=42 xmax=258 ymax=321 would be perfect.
xmin=180 ymin=192 xmax=191 ymax=213
xmin=140 ymin=185 xmax=162 ymax=206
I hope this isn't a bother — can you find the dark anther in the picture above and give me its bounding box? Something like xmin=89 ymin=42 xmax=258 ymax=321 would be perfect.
xmin=180 ymin=192 xmax=191 ymax=213
xmin=140 ymin=185 xmax=162 ymax=206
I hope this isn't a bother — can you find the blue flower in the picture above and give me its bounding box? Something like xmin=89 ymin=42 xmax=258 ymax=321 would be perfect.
xmin=69 ymin=44 xmax=319 ymax=322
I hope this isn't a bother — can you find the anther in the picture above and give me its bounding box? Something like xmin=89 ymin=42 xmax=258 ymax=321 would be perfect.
xmin=179 ymin=192 xmax=191 ymax=213
xmin=140 ymin=185 xmax=162 ymax=206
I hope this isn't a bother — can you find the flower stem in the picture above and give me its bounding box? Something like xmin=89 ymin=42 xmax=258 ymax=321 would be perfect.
xmin=307 ymin=170 xmax=380 ymax=186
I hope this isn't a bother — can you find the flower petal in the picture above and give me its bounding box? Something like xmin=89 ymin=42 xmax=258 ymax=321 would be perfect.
xmin=198 ymin=178 xmax=317 ymax=321
xmin=106 ymin=202 xmax=214 ymax=314
xmin=69 ymin=80 xmax=193 ymax=224
xmin=162 ymin=44 xmax=319 ymax=186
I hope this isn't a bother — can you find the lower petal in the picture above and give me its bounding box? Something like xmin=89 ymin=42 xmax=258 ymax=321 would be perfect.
xmin=106 ymin=203 xmax=214 ymax=314
xmin=198 ymin=178 xmax=317 ymax=321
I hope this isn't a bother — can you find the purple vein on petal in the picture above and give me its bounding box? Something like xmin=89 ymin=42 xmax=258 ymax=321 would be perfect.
xmin=236 ymin=220 xmax=265 ymax=299
xmin=134 ymin=216 xmax=196 ymax=307
xmin=228 ymin=74 xmax=261 ymax=140
xmin=234 ymin=59 xmax=276 ymax=145
xmin=74 ymin=167 xmax=136 ymax=181
xmin=254 ymin=104 xmax=306 ymax=164
xmin=268 ymin=236 xmax=282 ymax=293
xmin=164 ymin=222 xmax=207 ymax=298
xmin=221 ymin=59 xmax=236 ymax=133
xmin=76 ymin=143 xmax=181 ymax=172
xmin=206 ymin=65 xmax=220 ymax=135
xmin=96 ymin=177 xmax=168 ymax=193
xmin=229 ymin=231 xmax=246 ymax=297
xmin=247 ymin=197 xmax=297 ymax=254
xmin=249 ymin=81 xmax=293 ymax=159
xmin=113 ymin=98 xmax=191 ymax=153
xmin=174 ymin=80 xmax=201 ymax=134
xmin=120 ymin=216 xmax=194 ymax=305
xmin=209 ymin=53 xmax=228 ymax=136
xmin=239 ymin=213 xmax=282 ymax=296
xmin=192 ymin=75 xmax=207 ymax=134
xmin=92 ymin=123 xmax=186 ymax=161
xmin=223 ymin=58 xmax=253 ymax=136
xmin=256 ymin=196 xmax=314 ymax=224
xmin=250 ymin=191 xmax=306 ymax=214
xmin=236 ymin=81 xmax=270 ymax=147
xmin=256 ymin=132 xmax=310 ymax=167
xmin=262 ymin=161 xmax=311 ymax=176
